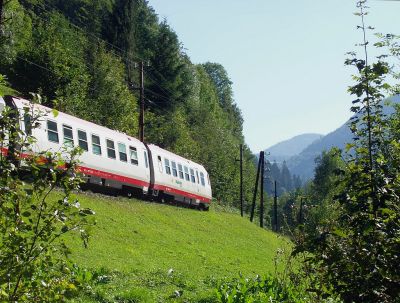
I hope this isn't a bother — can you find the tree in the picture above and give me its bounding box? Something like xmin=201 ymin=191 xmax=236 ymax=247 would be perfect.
xmin=280 ymin=161 xmax=292 ymax=192
xmin=0 ymin=96 xmax=94 ymax=301
xmin=146 ymin=21 xmax=191 ymax=111
xmin=293 ymin=2 xmax=400 ymax=301
xmin=203 ymin=62 xmax=243 ymax=138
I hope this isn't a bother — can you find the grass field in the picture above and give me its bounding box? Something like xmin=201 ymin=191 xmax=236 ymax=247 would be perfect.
xmin=62 ymin=192 xmax=291 ymax=302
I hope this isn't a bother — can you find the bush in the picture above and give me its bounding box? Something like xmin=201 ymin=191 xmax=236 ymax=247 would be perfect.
xmin=0 ymin=96 xmax=94 ymax=301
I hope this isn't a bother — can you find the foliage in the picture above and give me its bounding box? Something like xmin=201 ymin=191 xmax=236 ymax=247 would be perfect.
xmin=58 ymin=191 xmax=289 ymax=302
xmin=216 ymin=274 xmax=324 ymax=303
xmin=0 ymin=0 xmax=257 ymax=207
xmin=264 ymin=160 xmax=302 ymax=196
xmin=0 ymin=74 xmax=15 ymax=96
xmin=0 ymin=99 xmax=94 ymax=301
xmin=291 ymin=2 xmax=400 ymax=302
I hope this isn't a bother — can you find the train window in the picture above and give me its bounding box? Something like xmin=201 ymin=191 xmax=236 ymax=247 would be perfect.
xmin=164 ymin=159 xmax=171 ymax=175
xmin=24 ymin=114 xmax=32 ymax=135
xmin=171 ymin=161 xmax=178 ymax=177
xmin=129 ymin=146 xmax=138 ymax=165
xmin=158 ymin=156 xmax=163 ymax=173
xmin=47 ymin=120 xmax=59 ymax=143
xmin=196 ymin=171 xmax=200 ymax=184
xmin=106 ymin=139 xmax=116 ymax=159
xmin=92 ymin=135 xmax=102 ymax=155
xmin=118 ymin=143 xmax=127 ymax=162
xmin=78 ymin=130 xmax=88 ymax=151
xmin=207 ymin=173 xmax=211 ymax=185
xmin=63 ymin=125 xmax=74 ymax=147
xmin=200 ymin=172 xmax=206 ymax=187
xmin=190 ymin=168 xmax=195 ymax=183
xmin=144 ymin=151 xmax=149 ymax=168
xmin=184 ymin=166 xmax=190 ymax=181
xmin=178 ymin=164 xmax=184 ymax=179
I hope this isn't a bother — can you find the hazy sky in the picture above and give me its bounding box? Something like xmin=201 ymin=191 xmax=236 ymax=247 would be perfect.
xmin=146 ymin=0 xmax=399 ymax=152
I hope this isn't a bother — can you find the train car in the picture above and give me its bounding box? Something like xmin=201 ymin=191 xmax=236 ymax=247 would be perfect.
xmin=147 ymin=144 xmax=212 ymax=209
xmin=1 ymin=96 xmax=212 ymax=209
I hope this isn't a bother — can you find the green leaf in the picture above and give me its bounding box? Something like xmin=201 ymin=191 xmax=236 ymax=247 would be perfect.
xmin=51 ymin=109 xmax=59 ymax=118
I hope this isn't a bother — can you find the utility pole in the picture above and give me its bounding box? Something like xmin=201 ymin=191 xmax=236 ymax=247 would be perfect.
xmin=139 ymin=61 xmax=145 ymax=142
xmin=260 ymin=151 xmax=265 ymax=228
xmin=250 ymin=154 xmax=261 ymax=222
xmin=0 ymin=0 xmax=4 ymax=30
xmin=240 ymin=144 xmax=243 ymax=217
xmin=274 ymin=180 xmax=278 ymax=232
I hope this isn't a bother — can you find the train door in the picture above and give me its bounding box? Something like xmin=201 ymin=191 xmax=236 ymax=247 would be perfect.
xmin=142 ymin=148 xmax=151 ymax=192
xmin=195 ymin=168 xmax=202 ymax=195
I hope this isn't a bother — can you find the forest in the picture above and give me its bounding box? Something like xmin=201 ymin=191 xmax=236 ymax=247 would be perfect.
xmin=1 ymin=0 xmax=400 ymax=302
xmin=0 ymin=0 xmax=257 ymax=207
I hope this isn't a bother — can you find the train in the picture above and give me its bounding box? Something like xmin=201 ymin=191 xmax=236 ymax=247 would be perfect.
xmin=0 ymin=95 xmax=212 ymax=210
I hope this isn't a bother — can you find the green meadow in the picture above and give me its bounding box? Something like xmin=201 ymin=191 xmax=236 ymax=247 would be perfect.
xmin=63 ymin=192 xmax=291 ymax=302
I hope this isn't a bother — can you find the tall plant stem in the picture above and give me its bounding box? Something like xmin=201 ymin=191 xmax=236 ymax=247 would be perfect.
xmin=358 ymin=1 xmax=376 ymax=204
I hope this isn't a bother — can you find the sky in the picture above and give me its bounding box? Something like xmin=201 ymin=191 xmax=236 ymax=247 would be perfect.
xmin=146 ymin=0 xmax=399 ymax=152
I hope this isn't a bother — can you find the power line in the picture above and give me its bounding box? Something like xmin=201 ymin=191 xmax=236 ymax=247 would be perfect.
xmin=31 ymin=1 xmax=179 ymax=106
xmin=37 ymin=1 xmax=145 ymax=63
xmin=11 ymin=2 xmax=183 ymax=123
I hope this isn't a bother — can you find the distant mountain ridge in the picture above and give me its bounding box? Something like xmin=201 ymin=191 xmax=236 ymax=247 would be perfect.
xmin=265 ymin=133 xmax=322 ymax=163
xmin=266 ymin=95 xmax=400 ymax=181
xmin=286 ymin=121 xmax=352 ymax=180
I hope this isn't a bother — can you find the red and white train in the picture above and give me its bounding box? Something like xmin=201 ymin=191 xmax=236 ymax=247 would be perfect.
xmin=0 ymin=96 xmax=212 ymax=210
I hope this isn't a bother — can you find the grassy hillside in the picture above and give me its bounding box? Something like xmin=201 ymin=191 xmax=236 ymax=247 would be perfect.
xmin=63 ymin=192 xmax=291 ymax=302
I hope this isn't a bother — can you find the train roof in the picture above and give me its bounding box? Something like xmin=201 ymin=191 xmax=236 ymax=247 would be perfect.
xmin=9 ymin=96 xmax=208 ymax=173
xmin=10 ymin=96 xmax=143 ymax=146
xmin=148 ymin=144 xmax=206 ymax=171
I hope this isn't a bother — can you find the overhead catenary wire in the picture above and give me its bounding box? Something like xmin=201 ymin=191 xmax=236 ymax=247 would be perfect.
xmin=8 ymin=0 xmax=185 ymax=133
xmin=16 ymin=53 xmax=172 ymax=117
xmin=36 ymin=0 xmax=146 ymax=63
xmin=33 ymin=0 xmax=179 ymax=99
xmin=14 ymin=6 xmax=171 ymax=93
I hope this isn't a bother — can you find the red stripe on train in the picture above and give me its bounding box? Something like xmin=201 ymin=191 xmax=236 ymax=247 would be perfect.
xmin=78 ymin=166 xmax=150 ymax=188
xmin=80 ymin=166 xmax=211 ymax=204
xmin=1 ymin=147 xmax=211 ymax=203
xmin=153 ymin=184 xmax=211 ymax=204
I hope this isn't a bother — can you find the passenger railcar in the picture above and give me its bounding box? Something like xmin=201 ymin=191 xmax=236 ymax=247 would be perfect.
xmin=0 ymin=96 xmax=212 ymax=210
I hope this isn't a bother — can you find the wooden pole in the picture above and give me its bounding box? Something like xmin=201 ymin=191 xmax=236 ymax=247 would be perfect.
xmin=260 ymin=151 xmax=265 ymax=228
xmin=250 ymin=154 xmax=262 ymax=222
xmin=274 ymin=180 xmax=278 ymax=232
xmin=139 ymin=61 xmax=144 ymax=142
xmin=0 ymin=0 xmax=4 ymax=30
xmin=240 ymin=144 xmax=243 ymax=217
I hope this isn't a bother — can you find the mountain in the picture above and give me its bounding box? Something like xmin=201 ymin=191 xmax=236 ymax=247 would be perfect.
xmin=286 ymin=95 xmax=400 ymax=180
xmin=265 ymin=133 xmax=323 ymax=164
xmin=286 ymin=122 xmax=352 ymax=180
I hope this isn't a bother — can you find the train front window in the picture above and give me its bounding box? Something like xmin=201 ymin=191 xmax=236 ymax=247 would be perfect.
xmin=200 ymin=172 xmax=205 ymax=187
xmin=196 ymin=171 xmax=200 ymax=184
xmin=118 ymin=143 xmax=127 ymax=162
xmin=190 ymin=168 xmax=196 ymax=183
xmin=63 ymin=125 xmax=74 ymax=147
xmin=24 ymin=114 xmax=32 ymax=135
xmin=92 ymin=135 xmax=101 ymax=155
xmin=171 ymin=161 xmax=178 ymax=177
xmin=130 ymin=146 xmax=138 ymax=165
xmin=78 ymin=130 xmax=88 ymax=151
xmin=164 ymin=159 xmax=171 ymax=175
xmin=178 ymin=164 xmax=184 ymax=179
xmin=106 ymin=139 xmax=116 ymax=159
xmin=47 ymin=120 xmax=59 ymax=143
xmin=184 ymin=166 xmax=190 ymax=181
